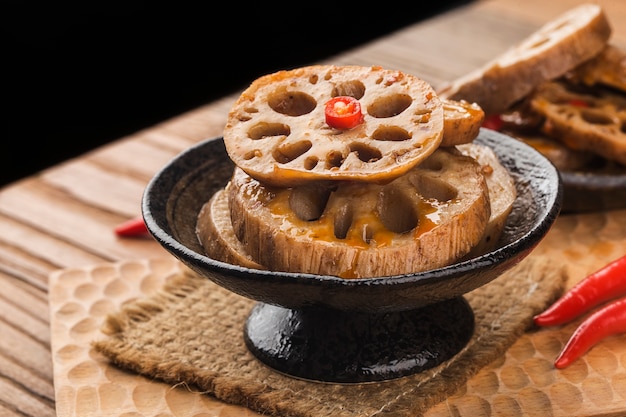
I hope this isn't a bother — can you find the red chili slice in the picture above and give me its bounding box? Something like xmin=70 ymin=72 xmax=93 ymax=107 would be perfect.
xmin=568 ymin=99 xmax=589 ymax=107
xmin=481 ymin=114 xmax=504 ymax=131
xmin=324 ymin=96 xmax=364 ymax=129
xmin=114 ymin=216 xmax=151 ymax=238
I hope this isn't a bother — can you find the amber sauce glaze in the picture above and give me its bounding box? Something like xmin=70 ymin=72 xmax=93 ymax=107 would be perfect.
xmin=264 ymin=184 xmax=441 ymax=248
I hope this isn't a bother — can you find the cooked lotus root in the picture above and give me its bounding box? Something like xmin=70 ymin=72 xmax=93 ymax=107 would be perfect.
xmin=530 ymin=80 xmax=626 ymax=165
xmin=223 ymin=65 xmax=444 ymax=187
xmin=437 ymin=3 xmax=611 ymax=115
xmin=196 ymin=189 xmax=264 ymax=270
xmin=566 ymin=44 xmax=626 ymax=93
xmin=227 ymin=148 xmax=491 ymax=278
xmin=458 ymin=143 xmax=517 ymax=256
xmin=441 ymin=99 xmax=485 ymax=147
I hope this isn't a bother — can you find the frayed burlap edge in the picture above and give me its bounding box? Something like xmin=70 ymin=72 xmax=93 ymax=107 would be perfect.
xmin=93 ymin=255 xmax=566 ymax=417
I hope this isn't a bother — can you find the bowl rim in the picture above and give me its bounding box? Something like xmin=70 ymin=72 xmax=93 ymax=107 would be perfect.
xmin=142 ymin=129 xmax=563 ymax=288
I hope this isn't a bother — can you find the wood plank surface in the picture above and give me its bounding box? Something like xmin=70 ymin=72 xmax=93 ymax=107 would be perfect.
xmin=1 ymin=1 xmax=625 ymax=416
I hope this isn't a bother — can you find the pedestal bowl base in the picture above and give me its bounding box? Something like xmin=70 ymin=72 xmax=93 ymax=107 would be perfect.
xmin=244 ymin=297 xmax=474 ymax=383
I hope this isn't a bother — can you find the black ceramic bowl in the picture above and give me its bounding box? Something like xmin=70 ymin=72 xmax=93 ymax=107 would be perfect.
xmin=142 ymin=128 xmax=562 ymax=382
xmin=143 ymin=128 xmax=561 ymax=312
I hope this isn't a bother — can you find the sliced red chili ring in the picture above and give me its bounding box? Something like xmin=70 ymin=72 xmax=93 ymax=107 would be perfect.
xmin=324 ymin=96 xmax=364 ymax=130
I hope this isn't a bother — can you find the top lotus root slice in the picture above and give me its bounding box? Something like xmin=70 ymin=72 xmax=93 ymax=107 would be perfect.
xmin=223 ymin=65 xmax=445 ymax=187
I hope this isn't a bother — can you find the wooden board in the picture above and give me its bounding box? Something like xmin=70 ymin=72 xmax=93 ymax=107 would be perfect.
xmin=49 ymin=208 xmax=626 ymax=417
xmin=48 ymin=258 xmax=262 ymax=417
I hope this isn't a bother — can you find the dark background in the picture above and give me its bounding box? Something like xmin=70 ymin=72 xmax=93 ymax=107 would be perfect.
xmin=4 ymin=1 xmax=471 ymax=187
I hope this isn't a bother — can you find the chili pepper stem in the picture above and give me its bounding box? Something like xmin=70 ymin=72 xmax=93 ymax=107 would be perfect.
xmin=554 ymin=297 xmax=626 ymax=369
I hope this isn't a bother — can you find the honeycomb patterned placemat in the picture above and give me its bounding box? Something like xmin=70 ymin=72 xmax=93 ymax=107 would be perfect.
xmin=73 ymin=255 xmax=563 ymax=417
xmin=49 ymin=209 xmax=626 ymax=417
xmin=49 ymin=258 xmax=262 ymax=417
xmin=50 ymin=255 xmax=626 ymax=416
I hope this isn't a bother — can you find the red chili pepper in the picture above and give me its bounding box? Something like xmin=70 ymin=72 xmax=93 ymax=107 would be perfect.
xmin=568 ymin=99 xmax=589 ymax=107
xmin=554 ymin=297 xmax=626 ymax=369
xmin=481 ymin=114 xmax=503 ymax=131
xmin=324 ymin=96 xmax=364 ymax=129
xmin=114 ymin=216 xmax=150 ymax=238
xmin=534 ymin=254 xmax=626 ymax=326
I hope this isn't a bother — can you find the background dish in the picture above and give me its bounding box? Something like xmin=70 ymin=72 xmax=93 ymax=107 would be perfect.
xmin=561 ymin=168 xmax=626 ymax=213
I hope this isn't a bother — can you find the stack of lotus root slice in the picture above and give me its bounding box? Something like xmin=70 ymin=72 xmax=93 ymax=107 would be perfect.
xmin=196 ymin=65 xmax=517 ymax=278
xmin=438 ymin=3 xmax=626 ymax=172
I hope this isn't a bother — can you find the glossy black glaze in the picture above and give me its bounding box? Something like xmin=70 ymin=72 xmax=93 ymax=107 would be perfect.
xmin=143 ymin=129 xmax=561 ymax=382
xmin=244 ymin=297 xmax=474 ymax=383
xmin=143 ymin=128 xmax=562 ymax=313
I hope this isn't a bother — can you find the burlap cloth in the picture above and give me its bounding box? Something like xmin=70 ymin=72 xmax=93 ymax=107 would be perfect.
xmin=93 ymin=255 xmax=566 ymax=417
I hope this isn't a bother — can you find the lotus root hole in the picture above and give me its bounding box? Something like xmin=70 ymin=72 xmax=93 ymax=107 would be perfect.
xmin=247 ymin=122 xmax=290 ymax=140
xmin=243 ymin=105 xmax=259 ymax=114
xmin=268 ymin=89 xmax=317 ymax=116
xmin=333 ymin=203 xmax=353 ymax=239
xmin=410 ymin=175 xmax=458 ymax=202
xmin=235 ymin=106 xmax=259 ymax=122
xmin=289 ymin=184 xmax=331 ymax=221
xmin=378 ymin=187 xmax=419 ymax=234
xmin=272 ymin=140 xmax=313 ymax=164
xmin=528 ymin=36 xmax=550 ymax=50
xmin=551 ymin=20 xmax=569 ymax=32
xmin=304 ymin=156 xmax=319 ymax=170
xmin=414 ymin=108 xmax=433 ymax=123
xmin=371 ymin=125 xmax=412 ymax=142
xmin=580 ymin=109 xmax=614 ymax=125
xmin=367 ymin=94 xmax=412 ymax=118
xmin=326 ymin=150 xmax=345 ymax=169
xmin=362 ymin=225 xmax=376 ymax=244
xmin=349 ymin=142 xmax=382 ymax=163
xmin=332 ymin=80 xmax=366 ymax=99
xmin=243 ymin=149 xmax=263 ymax=160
